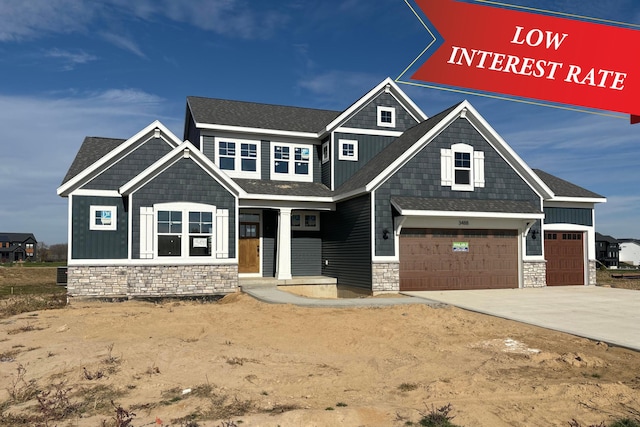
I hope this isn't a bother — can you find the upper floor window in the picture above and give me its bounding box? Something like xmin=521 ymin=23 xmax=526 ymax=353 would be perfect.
xmin=441 ymin=143 xmax=485 ymax=191
xmin=214 ymin=137 xmax=260 ymax=179
xmin=321 ymin=141 xmax=330 ymax=164
xmin=271 ymin=142 xmax=313 ymax=182
xmin=377 ymin=106 xmax=396 ymax=128
xmin=338 ymin=139 xmax=358 ymax=161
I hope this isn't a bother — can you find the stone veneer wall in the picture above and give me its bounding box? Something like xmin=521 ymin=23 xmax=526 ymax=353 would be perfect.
xmin=523 ymin=260 xmax=547 ymax=288
xmin=67 ymin=264 xmax=238 ymax=298
xmin=372 ymin=262 xmax=400 ymax=293
xmin=588 ymin=260 xmax=597 ymax=285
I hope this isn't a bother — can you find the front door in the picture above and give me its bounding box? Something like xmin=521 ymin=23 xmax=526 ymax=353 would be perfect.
xmin=239 ymin=219 xmax=260 ymax=274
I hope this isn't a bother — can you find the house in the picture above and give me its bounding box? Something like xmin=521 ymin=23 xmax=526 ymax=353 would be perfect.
xmin=595 ymin=232 xmax=619 ymax=268
xmin=0 ymin=233 xmax=37 ymax=263
xmin=619 ymin=239 xmax=640 ymax=267
xmin=57 ymin=78 xmax=606 ymax=298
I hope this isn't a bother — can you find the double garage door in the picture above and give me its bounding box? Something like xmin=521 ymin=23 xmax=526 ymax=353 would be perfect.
xmin=399 ymin=228 xmax=519 ymax=291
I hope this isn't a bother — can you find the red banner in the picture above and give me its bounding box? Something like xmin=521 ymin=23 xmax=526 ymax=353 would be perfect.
xmin=411 ymin=0 xmax=640 ymax=123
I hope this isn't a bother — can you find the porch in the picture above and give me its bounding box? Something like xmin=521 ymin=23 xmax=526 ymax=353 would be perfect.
xmin=239 ymin=275 xmax=370 ymax=299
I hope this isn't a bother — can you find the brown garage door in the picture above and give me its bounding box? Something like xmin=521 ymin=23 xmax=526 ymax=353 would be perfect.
xmin=545 ymin=232 xmax=584 ymax=286
xmin=399 ymin=229 xmax=519 ymax=291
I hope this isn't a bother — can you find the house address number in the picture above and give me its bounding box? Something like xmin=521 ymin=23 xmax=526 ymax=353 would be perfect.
xmin=459 ymin=220 xmax=469 ymax=226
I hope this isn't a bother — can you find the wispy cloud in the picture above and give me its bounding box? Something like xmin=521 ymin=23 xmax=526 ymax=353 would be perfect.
xmin=100 ymin=32 xmax=146 ymax=58
xmin=0 ymin=89 xmax=181 ymax=244
xmin=45 ymin=48 xmax=98 ymax=70
xmin=297 ymin=71 xmax=385 ymax=108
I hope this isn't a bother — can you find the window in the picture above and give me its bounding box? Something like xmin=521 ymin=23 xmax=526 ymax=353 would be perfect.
xmin=271 ymin=142 xmax=313 ymax=182
xmin=321 ymin=141 xmax=330 ymax=164
xmin=90 ymin=205 xmax=117 ymax=231
xmin=338 ymin=139 xmax=358 ymax=161
xmin=139 ymin=203 xmax=229 ymax=260
xmin=291 ymin=211 xmax=320 ymax=231
xmin=215 ymin=137 xmax=260 ymax=178
xmin=440 ymin=143 xmax=484 ymax=191
xmin=377 ymin=106 xmax=396 ymax=128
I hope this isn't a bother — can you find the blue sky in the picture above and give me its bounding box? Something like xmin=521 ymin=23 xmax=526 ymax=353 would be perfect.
xmin=0 ymin=0 xmax=639 ymax=245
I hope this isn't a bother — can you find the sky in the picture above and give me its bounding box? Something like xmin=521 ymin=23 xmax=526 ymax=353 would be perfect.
xmin=0 ymin=0 xmax=639 ymax=245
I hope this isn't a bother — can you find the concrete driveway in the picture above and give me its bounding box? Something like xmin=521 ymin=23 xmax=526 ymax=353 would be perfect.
xmin=403 ymin=286 xmax=640 ymax=351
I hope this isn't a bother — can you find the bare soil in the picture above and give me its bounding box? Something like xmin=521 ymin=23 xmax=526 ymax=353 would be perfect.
xmin=1 ymin=267 xmax=640 ymax=426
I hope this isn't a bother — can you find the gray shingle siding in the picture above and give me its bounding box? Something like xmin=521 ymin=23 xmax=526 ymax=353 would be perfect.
xmin=375 ymin=118 xmax=540 ymax=256
xmin=71 ymin=196 xmax=128 ymax=259
xmin=321 ymin=194 xmax=372 ymax=288
xmin=334 ymin=133 xmax=396 ymax=189
xmin=343 ymin=92 xmax=419 ymax=131
xmin=544 ymin=207 xmax=592 ymax=226
xmin=84 ymin=137 xmax=173 ymax=190
xmin=131 ymin=158 xmax=236 ymax=259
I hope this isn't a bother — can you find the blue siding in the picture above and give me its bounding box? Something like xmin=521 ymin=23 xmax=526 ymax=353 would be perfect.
xmin=343 ymin=92 xmax=419 ymax=132
xmin=376 ymin=118 xmax=540 ymax=256
xmin=84 ymin=137 xmax=173 ymax=190
xmin=322 ymin=195 xmax=372 ymax=289
xmin=131 ymin=158 xmax=236 ymax=259
xmin=292 ymin=231 xmax=322 ymax=276
xmin=71 ymin=196 xmax=128 ymax=260
xmin=333 ymin=133 xmax=396 ymax=189
xmin=545 ymin=207 xmax=592 ymax=226
xmin=262 ymin=210 xmax=277 ymax=277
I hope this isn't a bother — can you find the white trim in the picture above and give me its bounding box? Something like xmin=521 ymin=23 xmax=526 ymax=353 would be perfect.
xmin=127 ymin=194 xmax=133 ymax=260
xmin=57 ymin=120 xmax=182 ymax=196
xmin=214 ymin=136 xmax=261 ymax=179
xmin=89 ymin=205 xmax=117 ymax=231
xmin=546 ymin=196 xmax=606 ymax=204
xmin=335 ymin=127 xmax=403 ymax=137
xmin=451 ymin=143 xmax=474 ymax=192
xmin=240 ymin=199 xmax=335 ymax=211
xmin=338 ymin=139 xmax=358 ymax=161
xmin=321 ymin=141 xmax=330 ymax=164
xmin=67 ymin=195 xmax=73 ymax=261
xmin=71 ymin=189 xmax=121 ymax=197
xmin=276 ymin=208 xmax=292 ymax=280
xmin=270 ymin=141 xmax=314 ymax=183
xmin=395 ymin=209 xmax=545 ymax=220
xmin=377 ymin=106 xmax=396 ymax=128
xmin=372 ymin=256 xmax=400 ymax=263
xmin=195 ymin=123 xmax=318 ymax=140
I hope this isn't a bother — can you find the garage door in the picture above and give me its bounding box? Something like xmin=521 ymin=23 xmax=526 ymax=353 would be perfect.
xmin=545 ymin=232 xmax=584 ymax=286
xmin=399 ymin=228 xmax=519 ymax=291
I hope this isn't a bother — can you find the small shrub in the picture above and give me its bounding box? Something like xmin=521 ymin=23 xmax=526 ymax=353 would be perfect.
xmin=8 ymin=364 xmax=38 ymax=403
xmin=398 ymin=382 xmax=419 ymax=392
xmin=36 ymin=381 xmax=79 ymax=422
xmin=336 ymin=402 xmax=348 ymax=407
xmin=418 ymin=403 xmax=460 ymax=427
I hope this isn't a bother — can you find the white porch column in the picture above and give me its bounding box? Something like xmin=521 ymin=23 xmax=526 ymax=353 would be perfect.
xmin=276 ymin=208 xmax=292 ymax=280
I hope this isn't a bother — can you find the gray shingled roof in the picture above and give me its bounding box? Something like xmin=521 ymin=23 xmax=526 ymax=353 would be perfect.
xmin=596 ymin=232 xmax=618 ymax=243
xmin=335 ymin=103 xmax=461 ymax=196
xmin=61 ymin=137 xmax=126 ymax=185
xmin=0 ymin=233 xmax=36 ymax=242
xmin=234 ymin=179 xmax=332 ymax=197
xmin=392 ymin=196 xmax=542 ymax=214
xmin=533 ymin=169 xmax=604 ymax=199
xmin=187 ymin=97 xmax=341 ymax=134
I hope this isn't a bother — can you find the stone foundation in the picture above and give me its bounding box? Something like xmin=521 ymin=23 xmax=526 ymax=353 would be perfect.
xmin=523 ymin=260 xmax=547 ymax=288
xmin=67 ymin=264 xmax=238 ymax=298
xmin=372 ymin=262 xmax=399 ymax=294
xmin=588 ymin=260 xmax=597 ymax=285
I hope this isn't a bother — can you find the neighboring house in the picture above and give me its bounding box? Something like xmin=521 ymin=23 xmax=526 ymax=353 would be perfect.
xmin=57 ymin=78 xmax=606 ymax=298
xmin=619 ymin=239 xmax=640 ymax=266
xmin=595 ymin=232 xmax=619 ymax=268
xmin=0 ymin=233 xmax=37 ymax=263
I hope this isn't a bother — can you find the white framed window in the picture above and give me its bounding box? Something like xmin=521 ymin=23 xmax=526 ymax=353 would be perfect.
xmin=90 ymin=205 xmax=117 ymax=231
xmin=338 ymin=139 xmax=358 ymax=161
xmin=377 ymin=106 xmax=396 ymax=128
xmin=321 ymin=141 xmax=330 ymax=164
xmin=441 ymin=143 xmax=484 ymax=191
xmin=139 ymin=203 xmax=229 ymax=260
xmin=291 ymin=211 xmax=320 ymax=231
xmin=271 ymin=142 xmax=313 ymax=182
xmin=214 ymin=137 xmax=260 ymax=179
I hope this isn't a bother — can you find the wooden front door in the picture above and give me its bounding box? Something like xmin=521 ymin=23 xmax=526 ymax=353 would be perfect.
xmin=545 ymin=231 xmax=584 ymax=286
xmin=239 ymin=221 xmax=260 ymax=274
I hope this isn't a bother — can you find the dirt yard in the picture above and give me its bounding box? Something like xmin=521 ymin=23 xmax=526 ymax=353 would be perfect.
xmin=1 ymin=287 xmax=640 ymax=426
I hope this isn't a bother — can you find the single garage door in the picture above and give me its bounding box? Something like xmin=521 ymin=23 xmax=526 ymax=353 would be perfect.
xmin=399 ymin=228 xmax=519 ymax=291
xmin=545 ymin=232 xmax=584 ymax=286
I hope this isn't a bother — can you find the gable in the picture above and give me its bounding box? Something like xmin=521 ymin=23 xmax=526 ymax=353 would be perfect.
xmin=341 ymin=91 xmax=420 ymax=132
